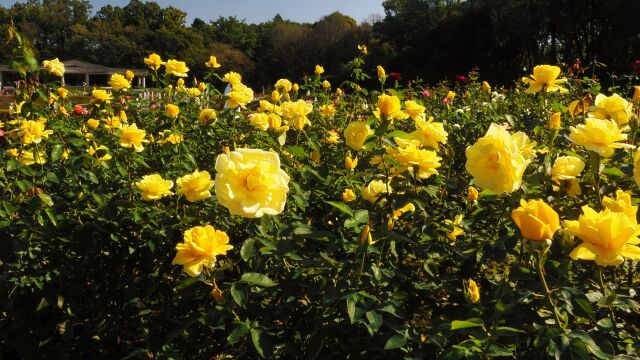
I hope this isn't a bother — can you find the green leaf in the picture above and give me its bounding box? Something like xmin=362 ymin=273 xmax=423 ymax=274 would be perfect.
xmin=353 ymin=209 xmax=369 ymax=223
xmin=38 ymin=193 xmax=54 ymax=207
xmin=365 ymin=310 xmax=382 ymax=334
xmin=450 ymin=318 xmax=485 ymax=330
xmin=240 ymin=273 xmax=277 ymax=287
xmin=227 ymin=323 xmax=250 ymax=344
xmin=487 ymin=343 xmax=513 ymax=357
xmin=325 ymin=201 xmax=354 ymax=217
xmin=347 ymin=297 xmax=357 ymax=324
xmin=241 ymin=239 xmax=256 ymax=262
xmin=602 ymin=167 xmax=625 ymax=177
xmin=230 ymin=284 xmax=246 ymax=307
xmin=384 ymin=334 xmax=406 ymax=350
xmin=251 ymin=328 xmax=273 ymax=359
xmin=51 ymin=144 xmax=64 ymax=162
xmin=285 ymin=145 xmax=306 ymax=158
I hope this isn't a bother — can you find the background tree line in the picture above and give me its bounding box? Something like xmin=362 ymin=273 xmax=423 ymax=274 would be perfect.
xmin=0 ymin=0 xmax=638 ymax=88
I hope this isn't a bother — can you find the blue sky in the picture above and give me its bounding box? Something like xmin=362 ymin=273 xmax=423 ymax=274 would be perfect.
xmin=1 ymin=0 xmax=385 ymax=25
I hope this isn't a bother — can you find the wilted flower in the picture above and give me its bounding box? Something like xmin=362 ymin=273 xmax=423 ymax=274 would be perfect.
xmin=319 ymin=104 xmax=336 ymax=118
xmin=445 ymin=214 xmax=464 ymax=240
xmin=176 ymin=170 xmax=215 ymax=202
xmin=215 ymin=149 xmax=290 ymax=218
xmin=521 ymin=65 xmax=568 ymax=94
xmin=172 ymin=225 xmax=233 ymax=277
xmin=324 ymin=130 xmax=341 ymax=144
xmin=357 ymin=44 xmax=368 ymax=55
xmin=135 ymin=174 xmax=173 ymax=201
xmin=87 ymin=144 xmax=112 ymax=161
xmin=549 ymin=112 xmax=561 ymax=130
xmin=157 ymin=130 xmax=183 ymax=145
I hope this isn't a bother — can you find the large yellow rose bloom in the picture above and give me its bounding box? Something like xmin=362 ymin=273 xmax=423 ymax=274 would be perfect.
xmin=375 ymin=94 xmax=408 ymax=121
xmin=521 ymin=65 xmax=568 ymax=94
xmin=144 ymin=53 xmax=164 ymax=71
xmin=19 ymin=120 xmax=53 ymax=145
xmin=119 ymin=123 xmax=147 ymax=152
xmin=172 ymin=225 xmax=233 ymax=277
xmin=176 ymin=170 xmax=215 ymax=202
xmin=108 ymin=73 xmax=131 ymax=90
xmin=215 ymin=149 xmax=290 ymax=218
xmin=226 ymin=83 xmax=254 ymax=109
xmin=344 ymin=121 xmax=373 ymax=151
xmin=42 ymin=58 xmax=65 ymax=77
xmin=550 ymin=156 xmax=585 ymax=184
xmin=362 ymin=179 xmax=392 ymax=204
xmin=164 ymin=59 xmax=189 ymax=77
xmin=511 ymin=199 xmax=560 ymax=241
xmin=135 ymin=174 xmax=174 ymax=201
xmin=588 ymin=93 xmax=633 ymax=126
xmin=281 ymin=100 xmax=313 ymax=130
xmin=410 ymin=116 xmax=448 ymax=149
xmin=198 ymin=109 xmax=217 ymax=126
xmin=568 ymin=117 xmax=632 ymax=157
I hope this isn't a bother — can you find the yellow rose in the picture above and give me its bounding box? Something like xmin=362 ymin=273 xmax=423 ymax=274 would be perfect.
xmin=86 ymin=118 xmax=100 ymax=129
xmin=589 ymin=93 xmax=633 ymax=126
xmin=602 ymin=190 xmax=637 ymax=225
xmin=223 ymin=71 xmax=242 ymax=85
xmin=410 ymin=116 xmax=448 ymax=148
xmin=42 ymin=58 xmax=65 ymax=77
xmin=551 ymin=156 xmax=585 ymax=184
xmin=188 ymin=88 xmax=201 ymax=97
xmin=248 ymin=113 xmax=270 ymax=131
xmin=172 ymin=225 xmax=233 ymax=277
xmin=198 ymin=108 xmax=217 ymax=126
xmin=165 ymin=59 xmax=189 ymax=77
xmin=465 ymin=124 xmax=531 ymax=194
xmin=549 ymin=112 xmax=561 ymax=130
xmin=214 ymin=148 xmax=290 ymax=218
xmin=376 ymin=94 xmax=408 ymax=121
xmin=386 ymin=141 xmax=441 ymax=179
xmin=511 ymin=199 xmax=560 ymax=241
xmin=135 ymin=174 xmax=173 ymax=201
xmin=281 ymin=100 xmax=313 ymax=130
xmin=92 ymin=89 xmax=112 ymax=103
xmin=344 ymin=121 xmax=373 ymax=151
xmin=226 ymin=83 xmax=254 ymax=109
xmin=166 ymin=104 xmax=180 ymax=118
xmin=157 ymin=130 xmax=183 ymax=145
xmin=268 ymin=114 xmax=287 ymax=132
xmin=404 ymin=100 xmax=425 ymax=120
xmin=314 ymin=65 xmax=324 ymax=75
xmin=464 ymin=279 xmax=480 ymax=304
xmin=482 ymin=81 xmax=491 ymax=92
xmin=565 ymin=206 xmax=640 ymax=266
xmin=275 ymin=79 xmax=292 ymax=93
xmin=108 ymin=73 xmax=131 ymax=90
xmin=87 ymin=145 xmax=111 ymax=161
xmin=377 ymin=65 xmax=386 ymax=78
xmin=521 ymin=65 xmax=568 ymax=94
xmin=292 ymin=83 xmax=300 ymax=92
xmin=568 ymin=117 xmax=632 ymax=157
xmin=446 ymin=91 xmax=456 ymax=101
xmin=19 ymin=120 xmax=53 ymax=145
xmin=345 ymin=154 xmax=358 ymax=170
xmin=205 ymin=55 xmax=221 ymax=68
xmin=57 ymin=87 xmax=68 ymax=98
xmin=445 ymin=214 xmax=464 ymax=241
xmin=322 ymin=80 xmax=331 ymax=89
xmin=119 ymin=123 xmax=147 ymax=152
xmin=14 ymin=149 xmax=46 ymax=166
xmin=319 ymin=104 xmax=336 ymax=118
xmin=144 ymin=53 xmax=164 ymax=71
xmin=342 ymin=188 xmax=356 ymax=202
xmin=125 ymin=70 xmax=135 ymax=80
xmin=358 ymin=44 xmax=368 ymax=55
xmin=362 ymin=179 xmax=391 ymax=204
xmin=176 ymin=170 xmax=215 ymax=202
xmin=467 ymin=186 xmax=478 ymax=202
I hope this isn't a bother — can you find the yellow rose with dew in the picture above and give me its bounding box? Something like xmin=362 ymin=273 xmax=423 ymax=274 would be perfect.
xmin=465 ymin=124 xmax=531 ymax=194
xmin=344 ymin=121 xmax=373 ymax=151
xmin=375 ymin=94 xmax=408 ymax=121
xmin=92 ymin=89 xmax=112 ymax=103
xmin=223 ymin=71 xmax=242 ymax=85
xmin=165 ymin=104 xmax=180 ymax=118
xmin=135 ymin=174 xmax=173 ymax=201
xmin=404 ymin=100 xmax=425 ymax=120
xmin=377 ymin=65 xmax=386 ymax=78
xmin=226 ymin=83 xmax=254 ymax=109
xmin=314 ymin=65 xmax=324 ymax=75
xmin=19 ymin=120 xmax=53 ymax=145
xmin=319 ymin=104 xmax=336 ymax=118
xmin=445 ymin=214 xmax=464 ymax=241
xmin=322 ymin=80 xmax=331 ymax=89
xmin=144 ymin=53 xmax=164 ymax=71
xmin=157 ymin=130 xmax=183 ymax=145
xmin=125 ymin=70 xmax=134 ymax=80
xmin=42 ymin=58 xmax=64 ymax=77
xmin=467 ymin=186 xmax=478 ymax=202
xmin=275 ymin=79 xmax=292 ymax=93
xmin=521 ymin=65 xmax=568 ymax=93
xmin=410 ymin=116 xmax=448 ymax=149
xmin=464 ymin=280 xmax=480 ymax=304
xmin=198 ymin=109 xmax=217 ymax=126
xmin=215 ymin=149 xmax=290 ymax=218
xmin=345 ymin=154 xmax=358 ymax=170
xmin=386 ymin=140 xmax=441 ymax=179
xmin=176 ymin=170 xmax=215 ymax=202
xmin=165 ymin=59 xmax=189 ymax=77
xmin=58 ymin=87 xmax=68 ymax=98
xmin=324 ymin=130 xmax=341 ymax=144
xmin=205 ymin=55 xmax=221 ymax=68
xmin=551 ymin=156 xmax=585 ymax=184
xmin=568 ymin=117 xmax=632 ymax=157
xmin=108 ymin=73 xmax=131 ymax=90
xmin=248 ymin=113 xmax=270 ymax=131
xmin=565 ymin=206 xmax=640 ymax=266
xmin=188 ymin=88 xmax=201 ymax=98
xmin=482 ymin=81 xmax=491 ymax=92
xmin=511 ymin=199 xmax=560 ymax=241
xmin=86 ymin=118 xmax=100 ymax=129
xmin=87 ymin=145 xmax=112 ymax=161
xmin=549 ymin=112 xmax=561 ymax=130
xmin=362 ymin=179 xmax=392 ymax=204
xmin=589 ymin=93 xmax=633 ymax=126
xmin=342 ymin=188 xmax=356 ymax=202
xmin=172 ymin=225 xmax=233 ymax=277
xmin=281 ymin=100 xmax=313 ymax=130
xmin=119 ymin=123 xmax=147 ymax=152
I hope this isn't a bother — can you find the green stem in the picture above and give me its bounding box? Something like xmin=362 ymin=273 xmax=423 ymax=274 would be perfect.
xmin=589 ymin=151 xmax=602 ymax=203
xmin=597 ymin=266 xmax=619 ymax=339
xmin=357 ymin=246 xmax=367 ymax=284
xmin=537 ymin=252 xmax=565 ymax=329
